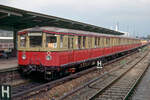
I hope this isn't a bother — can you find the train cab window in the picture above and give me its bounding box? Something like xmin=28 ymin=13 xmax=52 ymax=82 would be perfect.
xmin=46 ymin=34 xmax=57 ymax=48
xmin=78 ymin=36 xmax=81 ymax=49
xmin=83 ymin=36 xmax=86 ymax=48
xmin=28 ymin=33 xmax=42 ymax=47
xmin=20 ymin=35 xmax=26 ymax=47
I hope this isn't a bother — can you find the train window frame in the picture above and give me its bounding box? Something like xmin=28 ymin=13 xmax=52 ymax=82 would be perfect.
xmin=119 ymin=38 xmax=120 ymax=45
xmin=60 ymin=35 xmax=64 ymax=48
xmin=83 ymin=36 xmax=86 ymax=49
xmin=106 ymin=38 xmax=110 ymax=47
xmin=88 ymin=37 xmax=92 ymax=48
xmin=110 ymin=37 xmax=112 ymax=47
xmin=19 ymin=34 xmax=26 ymax=48
xmin=68 ymin=35 xmax=74 ymax=49
xmin=98 ymin=37 xmax=100 ymax=47
xmin=101 ymin=37 xmax=104 ymax=48
xmin=78 ymin=36 xmax=82 ymax=49
xmin=111 ymin=37 xmax=113 ymax=46
xmin=46 ymin=34 xmax=58 ymax=49
xmin=28 ymin=32 xmax=43 ymax=48
xmin=103 ymin=37 xmax=106 ymax=47
xmin=95 ymin=37 xmax=97 ymax=48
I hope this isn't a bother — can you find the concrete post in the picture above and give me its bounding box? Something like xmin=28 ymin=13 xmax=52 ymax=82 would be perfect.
xmin=13 ymin=29 xmax=18 ymax=56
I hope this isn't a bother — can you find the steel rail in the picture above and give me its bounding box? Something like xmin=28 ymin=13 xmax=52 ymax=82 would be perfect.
xmin=123 ymin=59 xmax=150 ymax=100
xmin=88 ymin=50 xmax=149 ymax=100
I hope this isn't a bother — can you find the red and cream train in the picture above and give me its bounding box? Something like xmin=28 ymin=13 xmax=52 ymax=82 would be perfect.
xmin=17 ymin=26 xmax=145 ymax=80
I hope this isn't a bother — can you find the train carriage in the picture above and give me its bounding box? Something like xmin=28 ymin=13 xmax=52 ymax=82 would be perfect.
xmin=17 ymin=26 xmax=142 ymax=80
xmin=0 ymin=37 xmax=14 ymax=58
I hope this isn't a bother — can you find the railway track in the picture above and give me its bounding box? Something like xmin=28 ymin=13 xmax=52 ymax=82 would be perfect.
xmin=10 ymin=49 xmax=143 ymax=100
xmin=12 ymin=82 xmax=44 ymax=95
xmin=0 ymin=67 xmax=30 ymax=87
xmin=0 ymin=57 xmax=28 ymax=86
xmin=59 ymin=49 xmax=149 ymax=100
xmin=90 ymin=51 xmax=150 ymax=100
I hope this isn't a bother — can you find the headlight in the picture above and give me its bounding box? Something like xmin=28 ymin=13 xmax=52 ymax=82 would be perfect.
xmin=46 ymin=55 xmax=51 ymax=60
xmin=22 ymin=54 xmax=26 ymax=60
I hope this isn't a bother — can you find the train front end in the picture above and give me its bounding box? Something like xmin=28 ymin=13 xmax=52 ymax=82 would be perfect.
xmin=18 ymin=28 xmax=61 ymax=79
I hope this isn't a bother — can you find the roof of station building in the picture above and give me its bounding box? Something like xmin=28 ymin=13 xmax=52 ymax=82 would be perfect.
xmin=0 ymin=5 xmax=124 ymax=35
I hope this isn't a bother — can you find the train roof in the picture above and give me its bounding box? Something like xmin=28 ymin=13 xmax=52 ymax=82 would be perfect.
xmin=18 ymin=26 xmax=140 ymax=40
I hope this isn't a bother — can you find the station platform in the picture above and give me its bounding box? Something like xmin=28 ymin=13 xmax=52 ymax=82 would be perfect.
xmin=131 ymin=66 xmax=150 ymax=100
xmin=0 ymin=57 xmax=18 ymax=72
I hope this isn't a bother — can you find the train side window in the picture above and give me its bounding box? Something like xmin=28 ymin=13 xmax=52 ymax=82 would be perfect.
xmin=130 ymin=40 xmax=131 ymax=44
xmin=108 ymin=38 xmax=110 ymax=47
xmin=103 ymin=37 xmax=106 ymax=47
xmin=78 ymin=36 xmax=81 ymax=49
xmin=106 ymin=38 xmax=109 ymax=47
xmin=0 ymin=44 xmax=2 ymax=48
xmin=111 ymin=38 xmax=113 ymax=46
xmin=115 ymin=38 xmax=117 ymax=46
xmin=88 ymin=37 xmax=91 ymax=48
xmin=60 ymin=35 xmax=63 ymax=48
xmin=114 ymin=38 xmax=116 ymax=46
xmin=105 ymin=38 xmax=107 ymax=47
xmin=83 ymin=36 xmax=86 ymax=48
xmin=110 ymin=38 xmax=112 ymax=46
xmin=120 ymin=39 xmax=122 ymax=45
xmin=68 ymin=36 xmax=74 ymax=49
xmin=116 ymin=38 xmax=117 ymax=46
xmin=20 ymin=35 xmax=26 ymax=47
xmin=95 ymin=37 xmax=97 ymax=48
xmin=118 ymin=38 xmax=121 ymax=45
xmin=123 ymin=39 xmax=125 ymax=45
xmin=123 ymin=39 xmax=124 ymax=45
xmin=98 ymin=37 xmax=100 ymax=47
xmin=113 ymin=38 xmax=115 ymax=46
xmin=46 ymin=34 xmax=57 ymax=48
xmin=101 ymin=37 xmax=104 ymax=48
xmin=116 ymin=38 xmax=118 ymax=46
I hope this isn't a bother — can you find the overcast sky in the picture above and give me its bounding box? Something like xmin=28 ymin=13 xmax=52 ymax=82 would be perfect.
xmin=1 ymin=0 xmax=150 ymax=37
